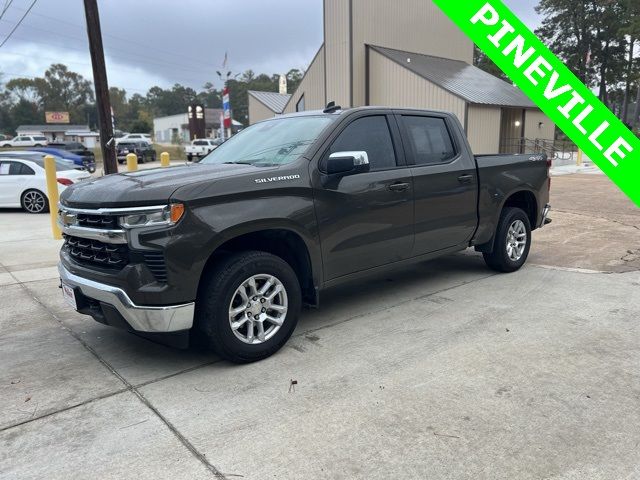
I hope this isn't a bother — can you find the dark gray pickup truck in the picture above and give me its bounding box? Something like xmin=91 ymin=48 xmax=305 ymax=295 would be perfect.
xmin=58 ymin=106 xmax=551 ymax=362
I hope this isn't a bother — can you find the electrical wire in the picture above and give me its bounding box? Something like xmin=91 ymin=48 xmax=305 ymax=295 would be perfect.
xmin=0 ymin=0 xmax=37 ymax=48
xmin=0 ymin=0 xmax=15 ymax=21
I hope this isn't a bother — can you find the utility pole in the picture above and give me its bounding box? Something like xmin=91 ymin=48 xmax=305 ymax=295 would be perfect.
xmin=83 ymin=0 xmax=117 ymax=174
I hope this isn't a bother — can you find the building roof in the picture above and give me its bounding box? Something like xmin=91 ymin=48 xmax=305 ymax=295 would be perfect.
xmin=249 ymin=91 xmax=292 ymax=114
xmin=17 ymin=125 xmax=90 ymax=132
xmin=371 ymin=46 xmax=536 ymax=108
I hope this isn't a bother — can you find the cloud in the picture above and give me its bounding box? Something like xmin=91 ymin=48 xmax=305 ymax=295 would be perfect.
xmin=0 ymin=0 xmax=539 ymax=94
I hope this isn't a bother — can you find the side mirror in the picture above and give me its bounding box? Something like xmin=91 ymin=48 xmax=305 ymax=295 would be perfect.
xmin=326 ymin=151 xmax=370 ymax=175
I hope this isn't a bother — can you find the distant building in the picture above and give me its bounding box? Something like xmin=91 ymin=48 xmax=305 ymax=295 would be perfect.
xmin=248 ymin=0 xmax=555 ymax=154
xmin=16 ymin=125 xmax=98 ymax=147
xmin=153 ymin=108 xmax=242 ymax=144
xmin=247 ymin=91 xmax=292 ymax=124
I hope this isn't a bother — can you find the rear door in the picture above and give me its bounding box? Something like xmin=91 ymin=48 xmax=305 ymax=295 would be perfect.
xmin=312 ymin=113 xmax=414 ymax=281
xmin=397 ymin=113 xmax=478 ymax=256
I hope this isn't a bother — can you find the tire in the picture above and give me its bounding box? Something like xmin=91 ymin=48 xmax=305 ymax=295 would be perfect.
xmin=483 ymin=207 xmax=532 ymax=273
xmin=187 ymin=154 xmax=193 ymax=161
xmin=21 ymin=189 xmax=49 ymax=214
xmin=195 ymin=251 xmax=301 ymax=363
xmin=33 ymin=144 xmax=43 ymax=147
xmin=139 ymin=154 xmax=145 ymax=164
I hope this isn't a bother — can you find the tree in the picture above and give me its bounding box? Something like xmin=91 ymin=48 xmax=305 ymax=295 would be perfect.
xmin=474 ymin=46 xmax=509 ymax=81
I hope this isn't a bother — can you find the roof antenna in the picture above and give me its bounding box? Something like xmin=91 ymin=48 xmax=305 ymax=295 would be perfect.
xmin=323 ymin=101 xmax=341 ymax=114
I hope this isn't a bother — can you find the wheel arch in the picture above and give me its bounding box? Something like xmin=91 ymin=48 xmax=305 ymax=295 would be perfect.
xmin=475 ymin=188 xmax=538 ymax=253
xmin=199 ymin=223 xmax=321 ymax=306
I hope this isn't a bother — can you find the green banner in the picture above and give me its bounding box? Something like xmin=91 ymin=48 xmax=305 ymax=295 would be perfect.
xmin=433 ymin=0 xmax=640 ymax=208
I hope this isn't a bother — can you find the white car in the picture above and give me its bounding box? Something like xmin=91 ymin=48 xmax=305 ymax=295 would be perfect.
xmin=184 ymin=138 xmax=222 ymax=161
xmin=0 ymin=156 xmax=92 ymax=214
xmin=116 ymin=133 xmax=152 ymax=145
xmin=0 ymin=135 xmax=49 ymax=148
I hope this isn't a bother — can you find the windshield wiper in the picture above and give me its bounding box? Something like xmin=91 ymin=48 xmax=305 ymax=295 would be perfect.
xmin=222 ymin=161 xmax=257 ymax=165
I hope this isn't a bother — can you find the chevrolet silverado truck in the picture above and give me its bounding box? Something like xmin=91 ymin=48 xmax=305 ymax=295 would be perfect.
xmin=57 ymin=106 xmax=551 ymax=363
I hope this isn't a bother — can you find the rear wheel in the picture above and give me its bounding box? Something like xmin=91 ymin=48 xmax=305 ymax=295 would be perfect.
xmin=483 ymin=207 xmax=531 ymax=272
xmin=21 ymin=189 xmax=49 ymax=214
xmin=195 ymin=251 xmax=301 ymax=363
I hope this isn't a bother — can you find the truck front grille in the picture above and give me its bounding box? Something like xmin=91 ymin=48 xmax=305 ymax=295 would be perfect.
xmin=64 ymin=235 xmax=129 ymax=270
xmin=76 ymin=213 xmax=119 ymax=230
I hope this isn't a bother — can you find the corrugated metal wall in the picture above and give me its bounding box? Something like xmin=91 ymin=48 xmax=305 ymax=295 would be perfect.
xmin=324 ymin=0 xmax=350 ymax=107
xmin=467 ymin=105 xmax=502 ymax=154
xmin=351 ymin=0 xmax=474 ymax=107
xmin=524 ymin=110 xmax=556 ymax=141
xmin=369 ymin=49 xmax=466 ymax=124
xmin=248 ymin=95 xmax=276 ymax=125
xmin=283 ymin=45 xmax=326 ymax=114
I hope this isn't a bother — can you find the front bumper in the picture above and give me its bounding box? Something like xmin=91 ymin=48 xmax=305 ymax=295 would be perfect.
xmin=58 ymin=262 xmax=194 ymax=333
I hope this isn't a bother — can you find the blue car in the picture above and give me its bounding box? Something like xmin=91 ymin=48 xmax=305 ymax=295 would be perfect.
xmin=33 ymin=147 xmax=96 ymax=173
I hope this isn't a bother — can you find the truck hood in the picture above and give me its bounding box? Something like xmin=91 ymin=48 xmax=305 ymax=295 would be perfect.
xmin=60 ymin=163 xmax=258 ymax=208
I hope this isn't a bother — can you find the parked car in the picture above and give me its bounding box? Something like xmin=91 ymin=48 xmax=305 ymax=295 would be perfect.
xmin=0 ymin=151 xmax=78 ymax=170
xmin=0 ymin=135 xmax=48 ymax=148
xmin=184 ymin=138 xmax=222 ymax=161
xmin=116 ymin=133 xmax=152 ymax=145
xmin=117 ymin=141 xmax=157 ymax=164
xmin=57 ymin=106 xmax=551 ymax=363
xmin=0 ymin=134 xmax=10 ymax=141
xmin=46 ymin=141 xmax=96 ymax=162
xmin=0 ymin=155 xmax=91 ymax=213
xmin=33 ymin=146 xmax=97 ymax=173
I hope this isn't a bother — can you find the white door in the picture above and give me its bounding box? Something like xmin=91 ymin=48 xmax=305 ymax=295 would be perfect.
xmin=0 ymin=161 xmax=25 ymax=206
xmin=15 ymin=136 xmax=31 ymax=147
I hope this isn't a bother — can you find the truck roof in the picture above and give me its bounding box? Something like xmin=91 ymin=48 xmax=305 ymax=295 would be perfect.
xmin=275 ymin=105 xmax=455 ymax=121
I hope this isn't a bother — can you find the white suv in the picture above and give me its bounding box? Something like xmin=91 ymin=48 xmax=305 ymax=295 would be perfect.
xmin=116 ymin=133 xmax=152 ymax=145
xmin=0 ymin=135 xmax=48 ymax=148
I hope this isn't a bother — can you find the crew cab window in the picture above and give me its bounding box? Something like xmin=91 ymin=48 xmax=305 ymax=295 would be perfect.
xmin=402 ymin=116 xmax=456 ymax=165
xmin=329 ymin=116 xmax=397 ymax=171
xmin=194 ymin=141 xmax=207 ymax=146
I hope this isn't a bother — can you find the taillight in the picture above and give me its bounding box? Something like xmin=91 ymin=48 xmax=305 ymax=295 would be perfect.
xmin=546 ymin=158 xmax=552 ymax=191
xmin=57 ymin=178 xmax=73 ymax=186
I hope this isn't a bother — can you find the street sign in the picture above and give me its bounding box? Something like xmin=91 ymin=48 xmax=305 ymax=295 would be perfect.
xmin=45 ymin=111 xmax=70 ymax=124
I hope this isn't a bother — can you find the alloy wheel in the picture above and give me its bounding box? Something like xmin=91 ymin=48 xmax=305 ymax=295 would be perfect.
xmin=506 ymin=220 xmax=527 ymax=261
xmin=228 ymin=274 xmax=288 ymax=344
xmin=23 ymin=191 xmax=46 ymax=213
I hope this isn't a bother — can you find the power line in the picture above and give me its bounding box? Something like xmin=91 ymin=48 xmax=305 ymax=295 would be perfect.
xmin=6 ymin=4 xmax=214 ymax=67
xmin=0 ymin=18 xmax=212 ymax=74
xmin=0 ymin=0 xmax=37 ymax=48
xmin=0 ymin=0 xmax=14 ymax=21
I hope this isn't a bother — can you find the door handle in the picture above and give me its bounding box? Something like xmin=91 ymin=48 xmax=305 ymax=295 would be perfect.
xmin=388 ymin=182 xmax=410 ymax=192
xmin=458 ymin=174 xmax=474 ymax=184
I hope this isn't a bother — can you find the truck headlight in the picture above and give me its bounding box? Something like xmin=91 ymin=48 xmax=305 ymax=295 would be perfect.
xmin=119 ymin=204 xmax=185 ymax=229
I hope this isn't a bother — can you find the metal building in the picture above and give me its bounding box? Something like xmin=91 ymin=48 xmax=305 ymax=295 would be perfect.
xmin=248 ymin=0 xmax=555 ymax=154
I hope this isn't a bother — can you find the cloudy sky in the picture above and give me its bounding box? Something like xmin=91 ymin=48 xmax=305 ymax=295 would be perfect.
xmin=0 ymin=0 xmax=539 ymax=95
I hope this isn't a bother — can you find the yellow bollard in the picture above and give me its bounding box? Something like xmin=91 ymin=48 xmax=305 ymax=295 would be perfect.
xmin=44 ymin=155 xmax=62 ymax=240
xmin=161 ymin=151 xmax=170 ymax=167
xmin=577 ymin=149 xmax=583 ymax=166
xmin=126 ymin=153 xmax=138 ymax=172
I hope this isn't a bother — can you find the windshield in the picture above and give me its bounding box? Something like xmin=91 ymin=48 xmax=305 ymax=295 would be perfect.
xmin=200 ymin=116 xmax=334 ymax=167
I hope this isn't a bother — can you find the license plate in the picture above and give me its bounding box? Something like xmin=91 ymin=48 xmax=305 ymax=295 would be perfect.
xmin=61 ymin=283 xmax=78 ymax=310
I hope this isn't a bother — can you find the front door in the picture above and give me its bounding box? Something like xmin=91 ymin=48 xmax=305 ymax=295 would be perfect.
xmin=312 ymin=114 xmax=414 ymax=281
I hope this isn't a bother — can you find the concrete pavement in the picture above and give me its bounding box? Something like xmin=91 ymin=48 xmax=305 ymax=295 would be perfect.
xmin=1 ymin=175 xmax=639 ymax=479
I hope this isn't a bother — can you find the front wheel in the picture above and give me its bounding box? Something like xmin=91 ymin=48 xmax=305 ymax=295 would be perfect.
xmin=21 ymin=189 xmax=49 ymax=214
xmin=195 ymin=251 xmax=301 ymax=363
xmin=483 ymin=207 xmax=531 ymax=273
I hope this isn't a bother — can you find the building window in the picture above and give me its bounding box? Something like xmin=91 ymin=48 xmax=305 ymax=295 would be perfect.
xmin=296 ymin=95 xmax=305 ymax=112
